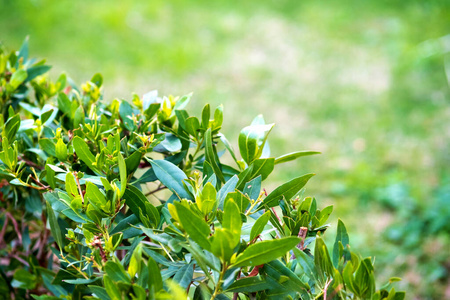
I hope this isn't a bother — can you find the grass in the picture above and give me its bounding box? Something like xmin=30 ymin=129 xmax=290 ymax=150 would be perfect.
xmin=1 ymin=0 xmax=449 ymax=297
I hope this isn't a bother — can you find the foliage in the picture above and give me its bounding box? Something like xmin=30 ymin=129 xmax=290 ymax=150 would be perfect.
xmin=0 ymin=40 xmax=405 ymax=299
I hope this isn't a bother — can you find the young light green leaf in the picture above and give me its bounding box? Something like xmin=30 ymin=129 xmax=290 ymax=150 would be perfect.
xmin=250 ymin=210 xmax=271 ymax=241
xmin=103 ymin=275 xmax=121 ymax=300
xmin=175 ymin=203 xmax=211 ymax=251
xmin=73 ymin=136 xmax=96 ymax=171
xmin=128 ymin=243 xmax=143 ymax=278
xmin=231 ymin=237 xmax=300 ymax=268
xmin=238 ymin=123 xmax=274 ymax=165
xmin=4 ymin=114 xmax=21 ymax=142
xmin=201 ymin=103 xmax=210 ymax=129
xmin=55 ymin=139 xmax=67 ymax=161
xmin=210 ymin=228 xmax=236 ymax=262
xmin=85 ymin=182 xmax=107 ymax=211
xmin=65 ymin=172 xmax=79 ymax=199
xmin=274 ymin=150 xmax=321 ymax=165
xmin=184 ymin=116 xmax=200 ymax=138
xmin=9 ymin=69 xmax=28 ymax=89
xmin=197 ymin=182 xmax=217 ymax=216
xmin=118 ymin=152 xmax=126 ymax=196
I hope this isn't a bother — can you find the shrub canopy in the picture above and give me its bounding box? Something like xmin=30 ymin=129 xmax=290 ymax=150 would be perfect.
xmin=0 ymin=39 xmax=404 ymax=299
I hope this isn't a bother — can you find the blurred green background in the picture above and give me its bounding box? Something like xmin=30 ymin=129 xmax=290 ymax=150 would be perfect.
xmin=1 ymin=0 xmax=449 ymax=298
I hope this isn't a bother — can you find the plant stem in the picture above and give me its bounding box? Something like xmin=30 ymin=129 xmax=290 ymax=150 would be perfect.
xmin=211 ymin=262 xmax=228 ymax=300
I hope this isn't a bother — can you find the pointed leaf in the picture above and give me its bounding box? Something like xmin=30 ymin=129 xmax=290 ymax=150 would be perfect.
xmin=259 ymin=174 xmax=315 ymax=209
xmin=232 ymin=237 xmax=300 ymax=268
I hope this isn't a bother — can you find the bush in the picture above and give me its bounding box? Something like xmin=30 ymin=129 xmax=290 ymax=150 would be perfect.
xmin=0 ymin=39 xmax=405 ymax=299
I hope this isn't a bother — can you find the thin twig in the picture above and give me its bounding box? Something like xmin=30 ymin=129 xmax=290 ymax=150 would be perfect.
xmin=145 ymin=185 xmax=167 ymax=196
xmin=18 ymin=156 xmax=44 ymax=170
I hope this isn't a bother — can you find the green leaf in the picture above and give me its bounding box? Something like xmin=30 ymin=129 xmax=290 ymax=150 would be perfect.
xmin=250 ymin=158 xmax=274 ymax=181
xmin=217 ymin=175 xmax=238 ymax=209
xmin=150 ymin=159 xmax=192 ymax=200
xmin=91 ymin=73 xmax=103 ymax=87
xmin=65 ymin=172 xmax=79 ymax=199
xmin=333 ymin=219 xmax=350 ymax=267
xmin=119 ymin=101 xmax=136 ymax=131
xmin=223 ymin=199 xmax=241 ymax=246
xmin=225 ymin=191 xmax=250 ymax=213
xmin=73 ymin=136 xmax=96 ymax=171
xmin=243 ymin=175 xmax=261 ymax=200
xmin=314 ymin=237 xmax=334 ymax=282
xmin=201 ymin=103 xmax=210 ymax=129
xmin=104 ymin=261 xmax=130 ymax=283
xmin=212 ymin=105 xmax=223 ymax=130
xmin=274 ymin=150 xmax=321 ymax=164
xmin=148 ymin=256 xmax=163 ymax=294
xmin=45 ymin=163 xmax=56 ymax=189
xmin=263 ymin=260 xmax=309 ymax=292
xmin=46 ymin=201 xmax=63 ymax=250
xmin=85 ymin=182 xmax=107 ymax=211
xmin=292 ymin=247 xmax=317 ymax=282
xmin=173 ymin=262 xmax=194 ymax=289
xmin=250 ymin=210 xmax=271 ymax=241
xmin=232 ymin=237 xmax=300 ymax=268
xmin=175 ymin=202 xmax=211 ymax=251
xmin=88 ymin=286 xmax=111 ymax=300
xmin=205 ymin=128 xmax=225 ymax=183
xmin=4 ymin=114 xmax=21 ymax=142
xmin=39 ymin=139 xmax=56 ymax=157
xmin=9 ymin=69 xmax=27 ymax=89
xmin=118 ymin=152 xmax=127 ymax=197
xmin=238 ymin=123 xmax=274 ymax=165
xmin=18 ymin=37 xmax=29 ymax=61
xmin=210 ymin=228 xmax=235 ymax=262
xmin=197 ymin=182 xmax=217 ymax=216
xmin=73 ymin=106 xmax=85 ymax=127
xmin=225 ymin=276 xmax=268 ymax=293
xmin=55 ymin=139 xmax=67 ymax=161
xmin=103 ymin=275 xmax=121 ymax=300
xmin=123 ymin=185 xmax=160 ymax=227
xmin=218 ymin=133 xmax=238 ymax=164
xmin=57 ymin=93 xmax=72 ymax=115
xmin=27 ymin=65 xmax=51 ymax=82
xmin=185 ymin=116 xmax=200 ymax=138
xmin=128 ymin=243 xmax=143 ymax=278
xmin=12 ymin=269 xmax=36 ymax=290
xmin=125 ymin=150 xmax=142 ymax=176
xmin=259 ymin=173 xmax=315 ymax=209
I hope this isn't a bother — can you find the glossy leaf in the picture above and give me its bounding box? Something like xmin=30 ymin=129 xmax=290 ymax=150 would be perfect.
xmin=46 ymin=201 xmax=63 ymax=251
xmin=150 ymin=159 xmax=192 ymax=200
xmin=73 ymin=136 xmax=96 ymax=171
xmin=274 ymin=150 xmax=321 ymax=164
xmin=250 ymin=210 xmax=271 ymax=241
xmin=175 ymin=202 xmax=211 ymax=251
xmin=259 ymin=173 xmax=315 ymax=209
xmin=232 ymin=237 xmax=300 ymax=268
